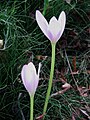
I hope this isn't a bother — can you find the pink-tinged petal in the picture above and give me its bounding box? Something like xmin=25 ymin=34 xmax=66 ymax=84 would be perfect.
xmin=48 ymin=17 xmax=60 ymax=37
xmin=21 ymin=62 xmax=39 ymax=96
xmin=28 ymin=62 xmax=36 ymax=75
xmin=48 ymin=16 xmax=61 ymax=43
xmin=58 ymin=11 xmax=66 ymax=40
xmin=36 ymin=10 xmax=50 ymax=40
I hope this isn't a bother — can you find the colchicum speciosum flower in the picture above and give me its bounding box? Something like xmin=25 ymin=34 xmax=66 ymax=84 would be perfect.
xmin=21 ymin=62 xmax=41 ymax=120
xmin=21 ymin=62 xmax=41 ymax=96
xmin=36 ymin=10 xmax=66 ymax=43
xmin=36 ymin=10 xmax=66 ymax=119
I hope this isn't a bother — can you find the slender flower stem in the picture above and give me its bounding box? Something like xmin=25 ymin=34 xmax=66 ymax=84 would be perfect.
xmin=43 ymin=43 xmax=56 ymax=119
xmin=43 ymin=0 xmax=49 ymax=16
xmin=30 ymin=95 xmax=34 ymax=120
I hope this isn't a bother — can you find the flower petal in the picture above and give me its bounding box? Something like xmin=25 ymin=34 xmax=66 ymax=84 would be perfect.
xmin=48 ymin=16 xmax=61 ymax=42
xmin=36 ymin=10 xmax=50 ymax=40
xmin=38 ymin=62 xmax=42 ymax=77
xmin=48 ymin=17 xmax=60 ymax=36
xmin=58 ymin=11 xmax=66 ymax=39
xmin=21 ymin=62 xmax=39 ymax=96
xmin=28 ymin=62 xmax=36 ymax=75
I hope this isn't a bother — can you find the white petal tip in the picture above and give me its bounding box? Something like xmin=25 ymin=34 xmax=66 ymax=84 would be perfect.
xmin=60 ymin=11 xmax=66 ymax=19
xmin=38 ymin=62 xmax=42 ymax=77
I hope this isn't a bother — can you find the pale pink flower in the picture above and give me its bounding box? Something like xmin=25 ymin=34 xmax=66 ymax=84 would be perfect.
xmin=36 ymin=10 xmax=66 ymax=43
xmin=21 ymin=62 xmax=41 ymax=96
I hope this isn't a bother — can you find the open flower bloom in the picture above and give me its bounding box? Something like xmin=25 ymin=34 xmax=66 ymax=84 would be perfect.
xmin=21 ymin=62 xmax=41 ymax=96
xmin=36 ymin=10 xmax=66 ymax=43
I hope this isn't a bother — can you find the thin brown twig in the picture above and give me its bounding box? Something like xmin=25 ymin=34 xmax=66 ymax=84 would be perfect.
xmin=64 ymin=49 xmax=81 ymax=93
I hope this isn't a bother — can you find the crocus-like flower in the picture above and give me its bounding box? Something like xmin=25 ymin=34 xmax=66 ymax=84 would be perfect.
xmin=21 ymin=62 xmax=41 ymax=96
xmin=36 ymin=10 xmax=66 ymax=43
